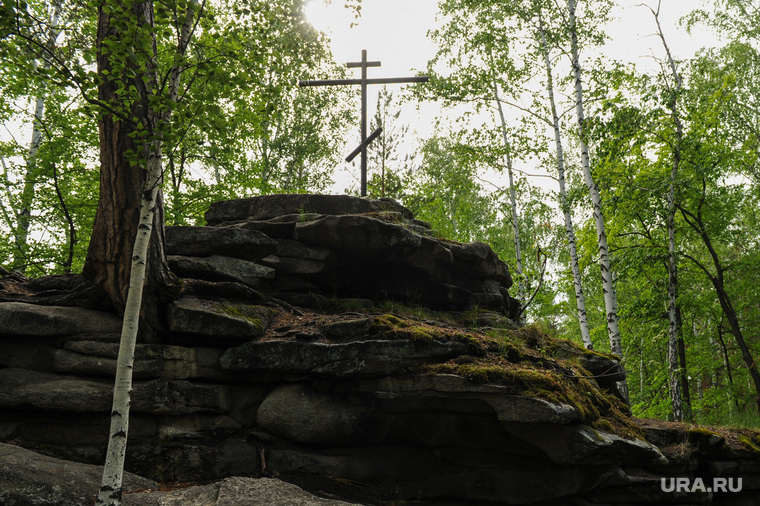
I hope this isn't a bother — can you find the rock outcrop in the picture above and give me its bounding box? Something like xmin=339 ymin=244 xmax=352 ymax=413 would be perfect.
xmin=0 ymin=442 xmax=155 ymax=506
xmin=190 ymin=193 xmax=518 ymax=315
xmin=0 ymin=442 xmax=359 ymax=506
xmin=1 ymin=194 xmax=759 ymax=505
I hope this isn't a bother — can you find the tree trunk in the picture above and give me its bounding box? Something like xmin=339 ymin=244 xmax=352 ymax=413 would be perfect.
xmin=82 ymin=0 xmax=175 ymax=320
xmin=714 ymin=281 xmax=760 ymax=414
xmin=13 ymin=0 xmax=64 ymax=273
xmin=566 ymin=0 xmax=624 ymax=387
xmin=666 ymin=248 xmax=683 ymax=421
xmin=650 ymin=0 xmax=686 ymax=424
xmin=492 ymin=79 xmax=525 ymax=308
xmin=93 ymin=0 xmax=195 ymax=502
xmin=677 ymin=307 xmax=692 ymax=421
xmin=680 ymin=197 xmax=760 ymax=414
xmin=95 ymin=140 xmax=162 ymax=506
xmin=538 ymin=13 xmax=593 ymax=350
xmin=666 ymin=91 xmax=684 ymax=420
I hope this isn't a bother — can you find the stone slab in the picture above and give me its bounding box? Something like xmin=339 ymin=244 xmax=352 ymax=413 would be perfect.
xmin=219 ymin=340 xmax=468 ymax=379
xmin=166 ymin=226 xmax=277 ymax=261
xmin=168 ymin=297 xmax=274 ymax=342
xmin=0 ymin=302 xmax=121 ymax=337
xmin=0 ymin=442 xmax=155 ymax=506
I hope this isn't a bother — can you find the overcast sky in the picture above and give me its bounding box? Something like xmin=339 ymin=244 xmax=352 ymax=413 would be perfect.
xmin=305 ymin=0 xmax=714 ymax=75
xmin=303 ymin=0 xmax=718 ymax=193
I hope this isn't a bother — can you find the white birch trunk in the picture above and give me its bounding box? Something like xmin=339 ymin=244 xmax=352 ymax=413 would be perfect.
xmin=94 ymin=146 xmax=161 ymax=506
xmin=14 ymin=0 xmax=63 ymax=271
xmin=96 ymin=2 xmax=196 ymax=503
xmin=652 ymin=2 xmax=684 ymax=421
xmin=566 ymin=0 xmax=625 ymax=383
xmin=538 ymin=14 xmax=593 ymax=350
xmin=666 ymin=178 xmax=683 ymax=420
xmin=492 ymin=80 xmax=525 ymax=307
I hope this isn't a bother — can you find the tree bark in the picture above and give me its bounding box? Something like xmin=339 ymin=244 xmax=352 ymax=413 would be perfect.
xmin=83 ymin=0 xmax=175 ymax=321
xmin=651 ymin=2 xmax=685 ymax=422
xmin=95 ymin=139 xmax=162 ymax=506
xmin=94 ymin=0 xmax=195 ymax=502
xmin=537 ymin=13 xmax=593 ymax=350
xmin=676 ymin=307 xmax=692 ymax=421
xmin=566 ymin=0 xmax=625 ymax=386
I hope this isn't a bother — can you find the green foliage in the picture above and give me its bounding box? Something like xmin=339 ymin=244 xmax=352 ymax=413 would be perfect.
xmin=0 ymin=0 xmax=97 ymax=274
xmin=580 ymin=6 xmax=760 ymax=424
xmin=366 ymin=86 xmax=408 ymax=199
xmin=402 ymin=135 xmax=494 ymax=244
xmin=0 ymin=0 xmax=353 ymax=269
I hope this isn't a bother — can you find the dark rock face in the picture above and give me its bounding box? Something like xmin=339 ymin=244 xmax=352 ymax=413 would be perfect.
xmin=219 ymin=339 xmax=470 ymax=379
xmin=0 ymin=442 xmax=155 ymax=506
xmin=0 ymin=442 xmax=357 ymax=506
xmin=167 ymin=297 xmax=276 ymax=342
xmin=0 ymin=301 xmax=121 ymax=336
xmin=205 ymin=193 xmax=414 ymax=223
xmin=2 ymin=194 xmax=760 ymax=506
xmin=165 ymin=225 xmax=278 ymax=261
xmin=199 ymin=194 xmax=517 ymax=315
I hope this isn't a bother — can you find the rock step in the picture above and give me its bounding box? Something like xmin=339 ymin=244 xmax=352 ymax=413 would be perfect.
xmin=0 ymin=442 xmax=155 ymax=506
xmin=219 ymin=339 xmax=470 ymax=379
xmin=165 ymin=225 xmax=278 ymax=261
xmin=204 ymin=193 xmax=414 ymax=223
xmin=0 ymin=368 xmax=230 ymax=414
xmin=168 ymin=194 xmax=516 ymax=314
xmin=0 ymin=301 xmax=121 ymax=337
xmin=167 ymin=297 xmax=277 ymax=343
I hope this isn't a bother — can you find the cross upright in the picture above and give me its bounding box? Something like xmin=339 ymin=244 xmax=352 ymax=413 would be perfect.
xmin=299 ymin=50 xmax=428 ymax=196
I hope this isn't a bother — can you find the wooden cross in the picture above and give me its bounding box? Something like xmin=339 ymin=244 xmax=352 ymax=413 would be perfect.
xmin=299 ymin=49 xmax=428 ymax=196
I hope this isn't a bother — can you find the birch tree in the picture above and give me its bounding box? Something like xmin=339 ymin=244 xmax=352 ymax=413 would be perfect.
xmin=647 ymin=1 xmax=685 ymax=421
xmin=93 ymin=0 xmax=198 ymax=501
xmin=566 ymin=0 xmax=625 ymax=384
xmin=535 ymin=10 xmax=593 ymax=350
xmin=491 ymin=75 xmax=526 ymax=307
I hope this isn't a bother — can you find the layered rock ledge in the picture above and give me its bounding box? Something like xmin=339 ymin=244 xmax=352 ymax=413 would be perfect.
xmin=169 ymin=193 xmax=519 ymax=315
xmin=1 ymin=194 xmax=759 ymax=506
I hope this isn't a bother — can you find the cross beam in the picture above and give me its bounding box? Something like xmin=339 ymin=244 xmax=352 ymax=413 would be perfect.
xmin=299 ymin=49 xmax=428 ymax=196
xmin=346 ymin=127 xmax=383 ymax=163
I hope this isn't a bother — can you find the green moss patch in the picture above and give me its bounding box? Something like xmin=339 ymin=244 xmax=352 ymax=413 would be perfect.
xmin=369 ymin=313 xmax=483 ymax=351
xmin=217 ymin=304 xmax=277 ymax=329
xmin=739 ymin=434 xmax=760 ymax=453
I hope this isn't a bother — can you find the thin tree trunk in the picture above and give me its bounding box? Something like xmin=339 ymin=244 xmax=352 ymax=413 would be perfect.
xmin=716 ymin=323 xmax=735 ymax=397
xmin=677 ymin=307 xmax=692 ymax=421
xmin=680 ymin=197 xmax=760 ymax=414
xmin=95 ymin=142 xmax=162 ymax=506
xmin=666 ymin=243 xmax=683 ymax=421
xmin=537 ymin=13 xmax=593 ymax=350
xmin=95 ymin=0 xmax=195 ymax=503
xmin=650 ymin=0 xmax=685 ymax=424
xmin=567 ymin=0 xmax=624 ymax=382
xmin=492 ymin=79 xmax=525 ymax=307
xmin=13 ymin=0 xmax=63 ymax=272
xmin=51 ymin=162 xmax=77 ymax=273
